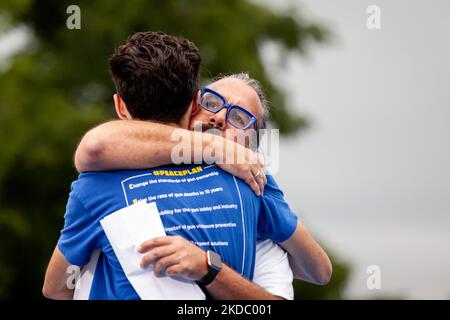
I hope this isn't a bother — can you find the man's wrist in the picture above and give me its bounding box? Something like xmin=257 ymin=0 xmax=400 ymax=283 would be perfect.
xmin=196 ymin=250 xmax=222 ymax=286
xmin=199 ymin=250 xmax=209 ymax=279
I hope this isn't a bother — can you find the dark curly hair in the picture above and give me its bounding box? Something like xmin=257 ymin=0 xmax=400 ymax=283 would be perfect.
xmin=108 ymin=31 xmax=201 ymax=123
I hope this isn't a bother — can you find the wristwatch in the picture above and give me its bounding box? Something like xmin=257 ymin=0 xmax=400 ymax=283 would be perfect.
xmin=197 ymin=250 xmax=222 ymax=286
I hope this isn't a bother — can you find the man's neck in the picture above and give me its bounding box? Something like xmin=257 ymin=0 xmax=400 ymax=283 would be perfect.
xmin=127 ymin=112 xmax=191 ymax=130
xmin=165 ymin=122 xmax=182 ymax=129
xmin=165 ymin=119 xmax=189 ymax=130
xmin=175 ymin=113 xmax=192 ymax=130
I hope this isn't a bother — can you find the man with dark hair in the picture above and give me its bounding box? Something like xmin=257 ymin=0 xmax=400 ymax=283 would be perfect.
xmin=108 ymin=31 xmax=201 ymax=123
xmin=43 ymin=31 xmax=331 ymax=300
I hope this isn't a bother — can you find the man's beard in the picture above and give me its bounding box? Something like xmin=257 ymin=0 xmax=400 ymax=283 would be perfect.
xmin=193 ymin=122 xmax=222 ymax=136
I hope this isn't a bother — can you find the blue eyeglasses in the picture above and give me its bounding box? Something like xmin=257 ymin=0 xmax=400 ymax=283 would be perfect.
xmin=199 ymin=87 xmax=258 ymax=130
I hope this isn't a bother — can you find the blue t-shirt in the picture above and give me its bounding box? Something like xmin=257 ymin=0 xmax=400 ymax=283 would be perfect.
xmin=57 ymin=164 xmax=297 ymax=299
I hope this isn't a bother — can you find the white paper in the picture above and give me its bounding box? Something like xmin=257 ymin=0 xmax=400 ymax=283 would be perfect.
xmin=100 ymin=201 xmax=205 ymax=300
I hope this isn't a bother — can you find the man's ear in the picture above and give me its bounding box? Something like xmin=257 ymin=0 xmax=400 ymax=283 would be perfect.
xmin=190 ymin=90 xmax=201 ymax=116
xmin=113 ymin=94 xmax=132 ymax=120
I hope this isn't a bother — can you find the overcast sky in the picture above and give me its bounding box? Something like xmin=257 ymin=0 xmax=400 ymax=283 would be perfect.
xmin=259 ymin=0 xmax=450 ymax=299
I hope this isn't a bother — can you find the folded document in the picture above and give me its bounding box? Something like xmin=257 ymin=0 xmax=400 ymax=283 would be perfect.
xmin=99 ymin=201 xmax=205 ymax=300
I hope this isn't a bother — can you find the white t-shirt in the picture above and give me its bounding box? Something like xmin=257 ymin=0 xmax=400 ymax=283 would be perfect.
xmin=252 ymin=239 xmax=294 ymax=300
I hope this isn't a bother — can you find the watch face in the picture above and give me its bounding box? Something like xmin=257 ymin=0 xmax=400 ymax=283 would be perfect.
xmin=208 ymin=251 xmax=222 ymax=271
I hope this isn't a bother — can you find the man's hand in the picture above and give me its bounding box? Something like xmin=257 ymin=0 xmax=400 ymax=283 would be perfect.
xmin=212 ymin=135 xmax=267 ymax=196
xmin=138 ymin=235 xmax=281 ymax=300
xmin=138 ymin=235 xmax=208 ymax=281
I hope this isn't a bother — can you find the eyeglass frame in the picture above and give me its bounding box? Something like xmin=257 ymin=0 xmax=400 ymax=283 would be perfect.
xmin=198 ymin=87 xmax=258 ymax=131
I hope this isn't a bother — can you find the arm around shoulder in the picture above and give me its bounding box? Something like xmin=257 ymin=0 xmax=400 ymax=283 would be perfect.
xmin=280 ymin=222 xmax=332 ymax=286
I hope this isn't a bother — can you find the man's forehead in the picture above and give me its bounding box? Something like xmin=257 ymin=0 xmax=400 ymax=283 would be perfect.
xmin=208 ymin=78 xmax=262 ymax=115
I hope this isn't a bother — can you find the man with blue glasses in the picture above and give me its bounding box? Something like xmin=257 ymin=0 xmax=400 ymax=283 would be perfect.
xmin=43 ymin=31 xmax=331 ymax=300
xmin=199 ymin=87 xmax=258 ymax=131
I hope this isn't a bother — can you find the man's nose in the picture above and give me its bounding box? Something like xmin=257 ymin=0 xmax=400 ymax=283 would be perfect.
xmin=209 ymin=108 xmax=227 ymax=130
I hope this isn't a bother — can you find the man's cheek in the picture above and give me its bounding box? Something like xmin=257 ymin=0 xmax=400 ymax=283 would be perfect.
xmin=189 ymin=115 xmax=204 ymax=130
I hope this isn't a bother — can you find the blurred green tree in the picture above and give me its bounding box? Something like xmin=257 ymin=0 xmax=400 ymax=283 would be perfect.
xmin=0 ymin=0 xmax=348 ymax=299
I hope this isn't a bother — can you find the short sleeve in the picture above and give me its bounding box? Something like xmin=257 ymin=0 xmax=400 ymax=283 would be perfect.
xmin=257 ymin=175 xmax=298 ymax=243
xmin=57 ymin=190 xmax=100 ymax=266
xmin=252 ymin=240 xmax=294 ymax=300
